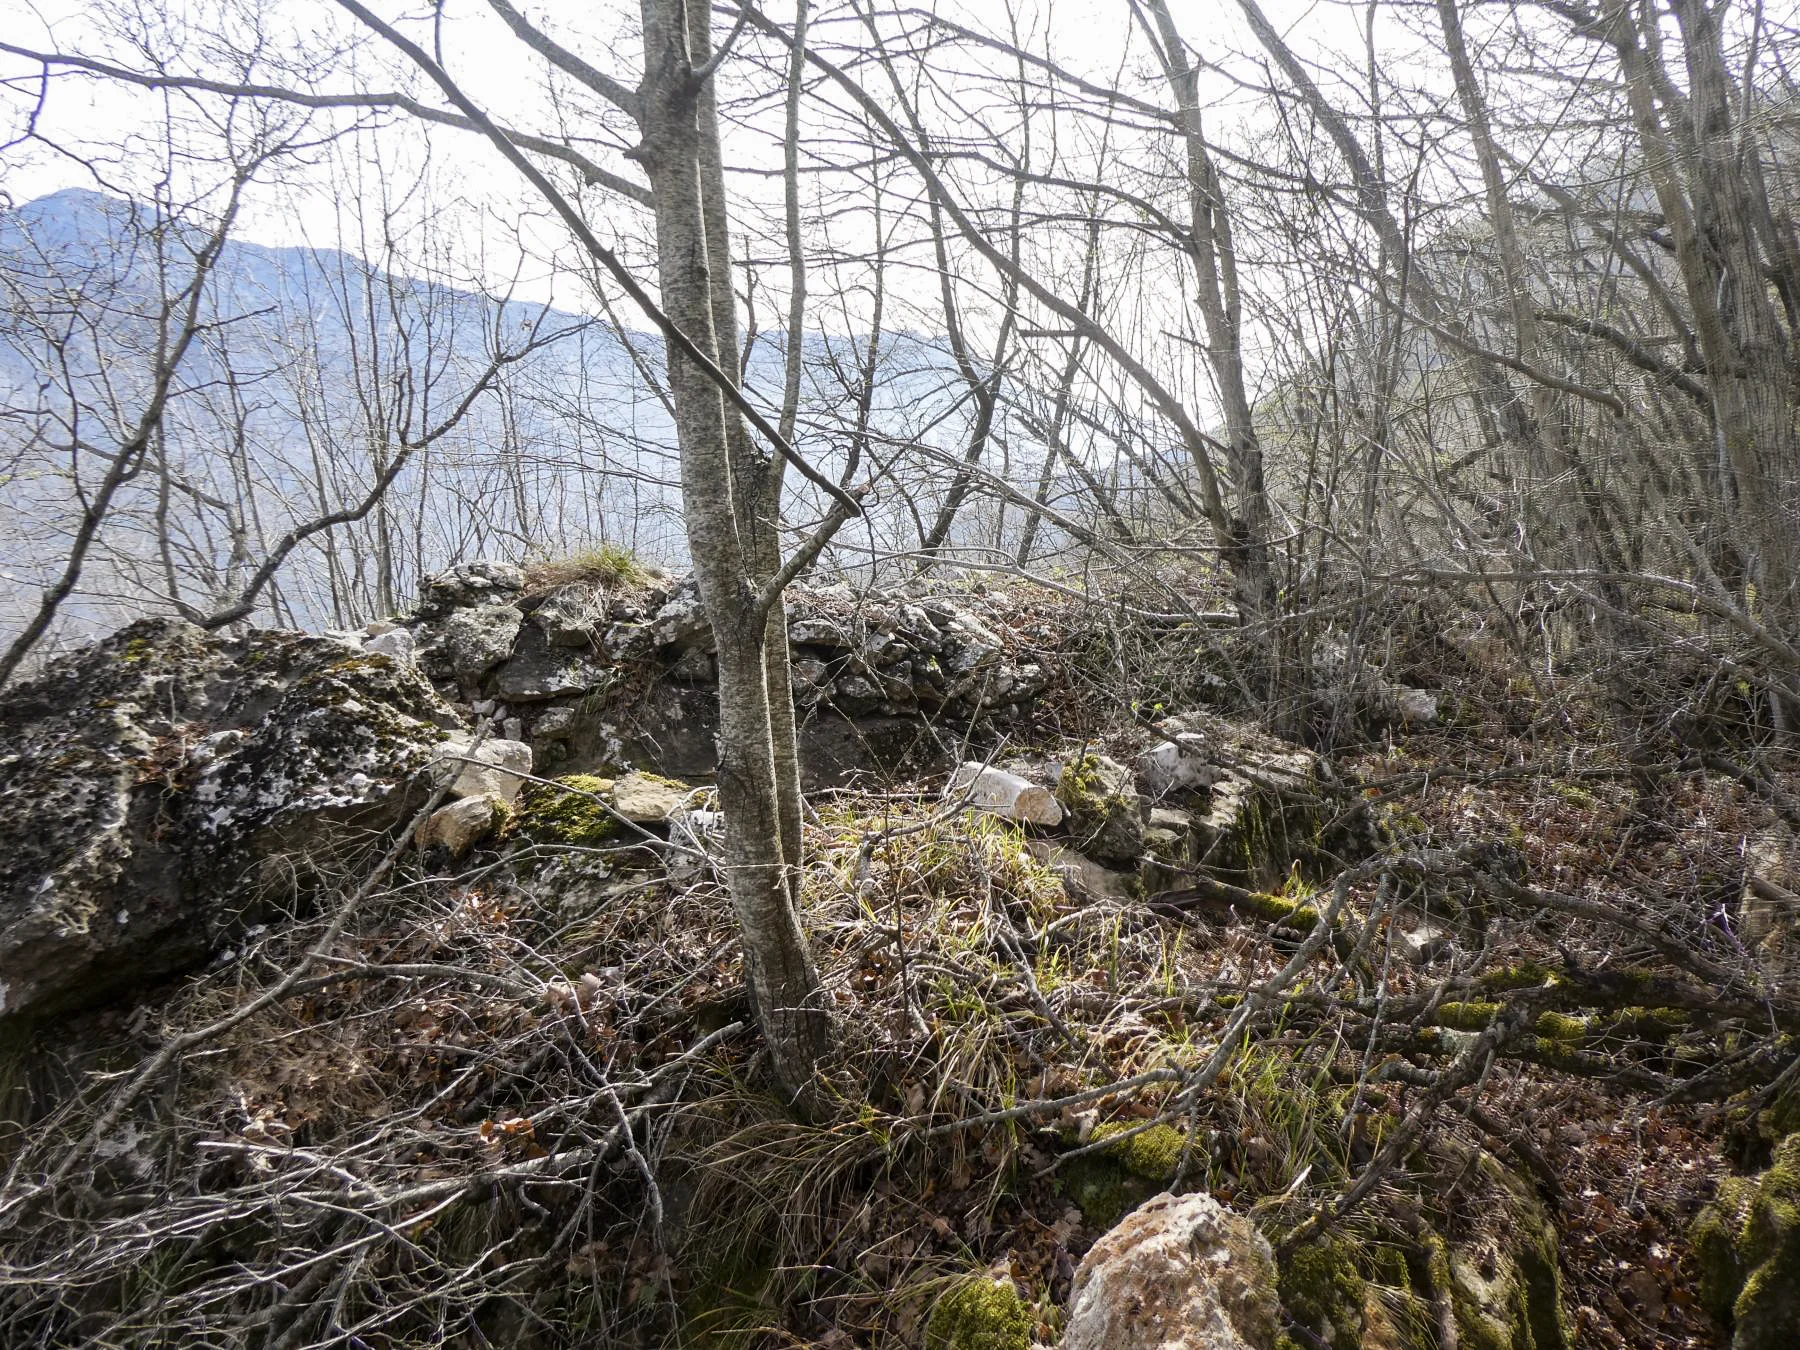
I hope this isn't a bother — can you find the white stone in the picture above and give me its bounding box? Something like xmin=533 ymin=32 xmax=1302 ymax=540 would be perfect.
xmin=430 ymin=737 xmax=533 ymax=804
xmin=362 ymin=627 xmax=416 ymax=662
xmin=946 ymin=762 xmax=1063 ymax=826
xmin=1137 ymin=735 xmax=1224 ymax=797
xmin=415 ymin=794 xmax=504 ymax=860
xmin=609 ymin=771 xmax=692 ymax=824
xmin=1393 ymin=688 xmax=1440 ymax=725
xmin=1065 ymin=1192 xmax=1281 ymax=1350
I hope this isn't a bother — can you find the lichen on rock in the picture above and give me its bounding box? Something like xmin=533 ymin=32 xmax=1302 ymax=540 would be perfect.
xmin=0 ymin=619 xmax=462 ymax=1022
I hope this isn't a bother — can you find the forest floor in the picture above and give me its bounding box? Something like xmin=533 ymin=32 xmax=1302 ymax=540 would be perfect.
xmin=4 ymin=668 xmax=1793 ymax=1349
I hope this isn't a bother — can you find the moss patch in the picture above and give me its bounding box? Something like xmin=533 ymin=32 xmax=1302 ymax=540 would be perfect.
xmin=513 ymin=774 xmax=621 ymax=847
xmin=1092 ymin=1121 xmax=1187 ymax=1180
xmin=924 ymin=1275 xmax=1033 ymax=1350
xmin=1532 ymin=1011 xmax=1588 ymax=1041
xmin=1436 ymin=1002 xmax=1503 ymax=1031
xmin=1280 ymin=1236 xmax=1368 ymax=1350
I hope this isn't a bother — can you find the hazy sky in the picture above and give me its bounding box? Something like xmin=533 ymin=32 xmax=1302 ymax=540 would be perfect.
xmin=1 ymin=0 xmax=1379 ymax=249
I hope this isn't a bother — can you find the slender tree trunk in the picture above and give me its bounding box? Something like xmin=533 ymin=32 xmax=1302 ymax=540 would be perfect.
xmin=1143 ymin=0 xmax=1284 ymax=701
xmin=637 ymin=0 xmax=830 ymax=1105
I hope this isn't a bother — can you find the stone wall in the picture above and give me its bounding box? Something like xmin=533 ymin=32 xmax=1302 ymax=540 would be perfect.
xmin=393 ymin=562 xmax=1054 ymax=786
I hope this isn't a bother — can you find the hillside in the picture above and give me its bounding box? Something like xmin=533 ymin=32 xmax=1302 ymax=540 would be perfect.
xmin=1 ymin=565 xmax=1794 ymax=1349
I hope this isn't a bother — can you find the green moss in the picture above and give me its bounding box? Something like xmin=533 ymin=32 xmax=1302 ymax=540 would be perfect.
xmin=1692 ymin=1175 xmax=1757 ymax=1324
xmin=1762 ymin=1085 xmax=1800 ymax=1140
xmin=1532 ymin=1012 xmax=1588 ymax=1041
xmin=1055 ymin=1122 xmax=1184 ymax=1229
xmin=1058 ymin=1155 xmax=1140 ymax=1230
xmin=1735 ymin=1234 xmax=1800 ymax=1350
xmin=1279 ymin=1236 xmax=1368 ymax=1350
xmin=1092 ymin=1121 xmax=1187 ymax=1181
xmin=1742 ymin=1134 xmax=1800 ymax=1267
xmin=1436 ymin=1002 xmax=1503 ymax=1031
xmin=924 ymin=1275 xmax=1034 ymax=1350
xmin=513 ymin=774 xmax=621 ymax=847
xmin=1478 ymin=961 xmax=1551 ymax=992
xmin=1243 ymin=891 xmax=1323 ymax=929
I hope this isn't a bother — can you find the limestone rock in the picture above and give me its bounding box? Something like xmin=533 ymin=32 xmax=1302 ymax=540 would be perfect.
xmin=666 ymin=647 xmax=714 ymax=684
xmin=1064 ymin=1191 xmax=1281 ymax=1350
xmin=1391 ymin=688 xmax=1440 ymax=726
xmin=494 ymin=627 xmax=613 ymax=702
xmin=530 ymin=582 xmax=607 ymax=648
xmin=416 ymin=560 xmax=524 ymax=618
xmin=648 ymin=581 xmax=713 ymax=651
xmin=1027 ymin=841 xmax=1137 ymax=903
xmin=947 ymin=763 xmax=1063 ymax=826
xmin=0 ymin=620 xmax=460 ymax=1022
xmin=1055 ymin=754 xmax=1147 ymax=865
xmin=1137 ymin=735 xmax=1225 ymax=798
xmin=404 ymin=564 xmax=1057 ymax=786
xmin=437 ymin=603 xmax=523 ymax=686
xmin=415 ymin=794 xmax=505 ymax=859
xmin=1157 ymin=712 xmax=1354 ymax=889
xmin=362 ymin=626 xmax=416 ymax=663
xmin=608 ymin=771 xmax=692 ymax=825
xmin=1740 ymin=825 xmax=1798 ymax=957
xmin=430 ymin=736 xmax=532 ymax=805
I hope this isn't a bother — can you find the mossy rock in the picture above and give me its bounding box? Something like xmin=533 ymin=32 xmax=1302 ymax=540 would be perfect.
xmin=1692 ymin=1132 xmax=1800 ymax=1346
xmin=1054 ymin=754 xmax=1146 ymax=865
xmin=513 ymin=774 xmax=621 ymax=847
xmin=924 ymin=1274 xmax=1034 ymax=1350
xmin=1058 ymin=1122 xmax=1188 ymax=1229
xmin=1693 ymin=1175 xmax=1759 ymax=1324
xmin=1280 ymin=1235 xmax=1368 ymax=1350
xmin=1445 ymin=1153 xmax=1569 ymax=1350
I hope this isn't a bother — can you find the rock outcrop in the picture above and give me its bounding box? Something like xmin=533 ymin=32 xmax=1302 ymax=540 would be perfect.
xmin=395 ymin=563 xmax=1054 ymax=787
xmin=0 ymin=620 xmax=463 ymax=1021
xmin=1063 ymin=1191 xmax=1282 ymax=1350
xmin=1143 ymin=712 xmax=1351 ymax=889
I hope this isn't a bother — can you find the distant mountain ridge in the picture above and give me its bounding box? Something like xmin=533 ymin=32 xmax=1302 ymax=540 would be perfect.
xmin=0 ymin=188 xmax=982 ymax=643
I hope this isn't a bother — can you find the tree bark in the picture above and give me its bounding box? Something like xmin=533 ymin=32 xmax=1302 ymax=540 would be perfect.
xmin=637 ymin=0 xmax=831 ymax=1106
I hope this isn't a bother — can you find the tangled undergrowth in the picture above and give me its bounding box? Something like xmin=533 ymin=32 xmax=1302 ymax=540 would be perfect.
xmin=0 ymin=704 xmax=1795 ymax=1349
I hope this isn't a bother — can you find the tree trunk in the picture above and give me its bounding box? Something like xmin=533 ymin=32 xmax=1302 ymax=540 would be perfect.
xmin=637 ymin=0 xmax=831 ymax=1106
